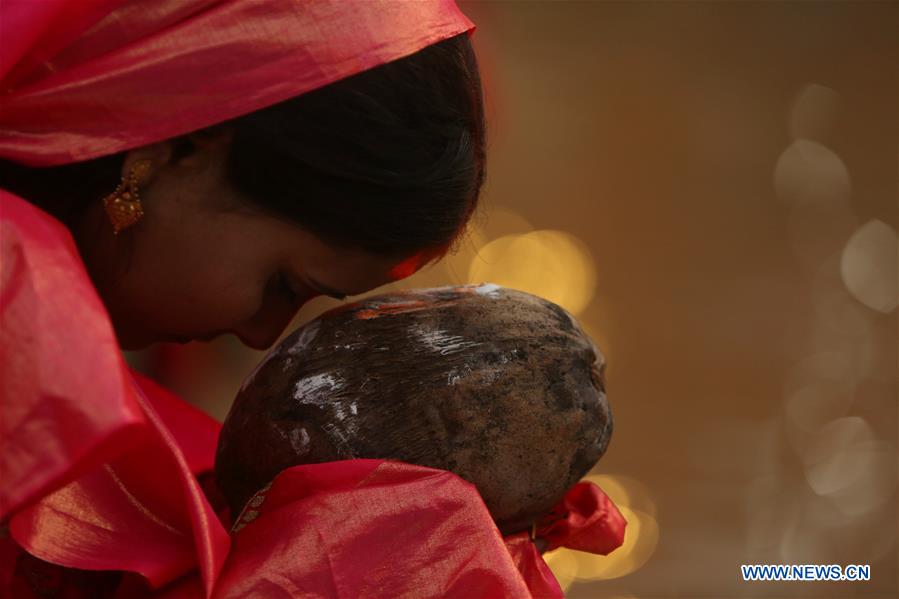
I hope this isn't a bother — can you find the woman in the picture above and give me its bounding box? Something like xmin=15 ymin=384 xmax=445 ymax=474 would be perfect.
xmin=0 ymin=3 xmax=484 ymax=352
xmin=0 ymin=1 xmax=621 ymax=596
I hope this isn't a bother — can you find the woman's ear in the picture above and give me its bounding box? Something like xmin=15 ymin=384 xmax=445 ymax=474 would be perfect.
xmin=178 ymin=126 xmax=235 ymax=168
xmin=119 ymin=140 xmax=175 ymax=186
xmin=119 ymin=127 xmax=235 ymax=182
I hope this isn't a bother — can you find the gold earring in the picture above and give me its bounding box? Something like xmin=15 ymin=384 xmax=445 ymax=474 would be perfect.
xmin=103 ymin=159 xmax=151 ymax=235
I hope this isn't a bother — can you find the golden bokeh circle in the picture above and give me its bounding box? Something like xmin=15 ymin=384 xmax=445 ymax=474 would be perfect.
xmin=584 ymin=473 xmax=658 ymax=519
xmin=542 ymin=548 xmax=579 ymax=593
xmin=468 ymin=229 xmax=597 ymax=315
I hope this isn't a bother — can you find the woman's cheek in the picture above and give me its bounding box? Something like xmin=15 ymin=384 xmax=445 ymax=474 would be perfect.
xmin=206 ymin=275 xmax=269 ymax=332
xmin=152 ymin=270 xmax=256 ymax=337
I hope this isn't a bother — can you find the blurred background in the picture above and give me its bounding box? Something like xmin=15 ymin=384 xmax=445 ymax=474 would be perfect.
xmin=130 ymin=2 xmax=898 ymax=597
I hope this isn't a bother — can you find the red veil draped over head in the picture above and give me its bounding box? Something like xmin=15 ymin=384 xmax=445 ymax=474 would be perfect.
xmin=0 ymin=1 xmax=625 ymax=597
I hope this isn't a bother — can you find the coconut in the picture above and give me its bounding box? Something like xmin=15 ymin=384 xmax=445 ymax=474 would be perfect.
xmin=215 ymin=284 xmax=611 ymax=534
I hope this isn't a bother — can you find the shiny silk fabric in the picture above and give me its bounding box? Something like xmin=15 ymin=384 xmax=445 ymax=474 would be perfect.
xmin=1 ymin=191 xmax=230 ymax=596
xmin=214 ymin=461 xmax=533 ymax=598
xmin=0 ymin=0 xmax=475 ymax=166
xmin=0 ymin=189 xmax=145 ymax=519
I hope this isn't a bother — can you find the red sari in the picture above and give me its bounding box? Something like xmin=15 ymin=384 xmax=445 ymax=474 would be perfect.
xmin=1 ymin=2 xmax=625 ymax=596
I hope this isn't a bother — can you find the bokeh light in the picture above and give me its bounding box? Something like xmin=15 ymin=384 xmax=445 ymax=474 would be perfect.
xmin=390 ymin=205 xmax=534 ymax=290
xmin=542 ymin=548 xmax=579 ymax=593
xmin=789 ymin=83 xmax=840 ymax=142
xmin=774 ymin=139 xmax=852 ymax=208
xmin=468 ymin=229 xmax=597 ymax=315
xmin=800 ymin=416 xmax=875 ymax=495
xmin=823 ymin=440 xmax=896 ymax=517
xmin=478 ymin=204 xmax=535 ymax=241
xmin=796 ymin=416 xmax=896 ymax=516
xmin=840 ymin=219 xmax=898 ymax=314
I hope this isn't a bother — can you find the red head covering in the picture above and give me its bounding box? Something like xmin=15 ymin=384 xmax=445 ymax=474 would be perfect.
xmin=0 ymin=0 xmax=474 ymax=166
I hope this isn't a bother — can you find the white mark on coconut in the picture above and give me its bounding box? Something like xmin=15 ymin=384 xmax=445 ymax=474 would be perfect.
xmin=293 ymin=372 xmax=360 ymax=448
xmin=411 ymin=323 xmax=481 ymax=356
xmin=331 ymin=401 xmax=355 ymax=428
xmin=287 ymin=321 xmax=320 ymax=355
xmin=322 ymin=422 xmax=354 ymax=457
xmin=333 ymin=342 xmax=363 ymax=351
xmin=287 ymin=427 xmax=310 ymax=454
xmin=473 ymin=282 xmax=502 ymax=297
xmin=293 ymin=372 xmax=344 ymax=402
xmin=446 ymin=361 xmax=479 ymax=386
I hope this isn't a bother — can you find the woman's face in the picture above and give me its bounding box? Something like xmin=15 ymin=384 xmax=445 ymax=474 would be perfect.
xmin=77 ymin=132 xmax=427 ymax=351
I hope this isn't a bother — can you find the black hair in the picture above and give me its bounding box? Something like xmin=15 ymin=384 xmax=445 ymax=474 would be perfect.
xmin=0 ymin=34 xmax=485 ymax=257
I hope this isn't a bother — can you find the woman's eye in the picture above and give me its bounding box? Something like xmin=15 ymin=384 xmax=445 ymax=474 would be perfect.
xmin=278 ymin=273 xmax=300 ymax=302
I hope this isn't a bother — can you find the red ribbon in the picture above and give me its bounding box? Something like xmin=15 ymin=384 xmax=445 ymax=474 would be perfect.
xmin=504 ymin=481 xmax=627 ymax=598
xmin=536 ymin=481 xmax=627 ymax=554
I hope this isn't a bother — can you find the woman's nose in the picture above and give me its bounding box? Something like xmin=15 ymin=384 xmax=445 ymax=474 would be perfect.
xmin=233 ymin=295 xmax=306 ymax=351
